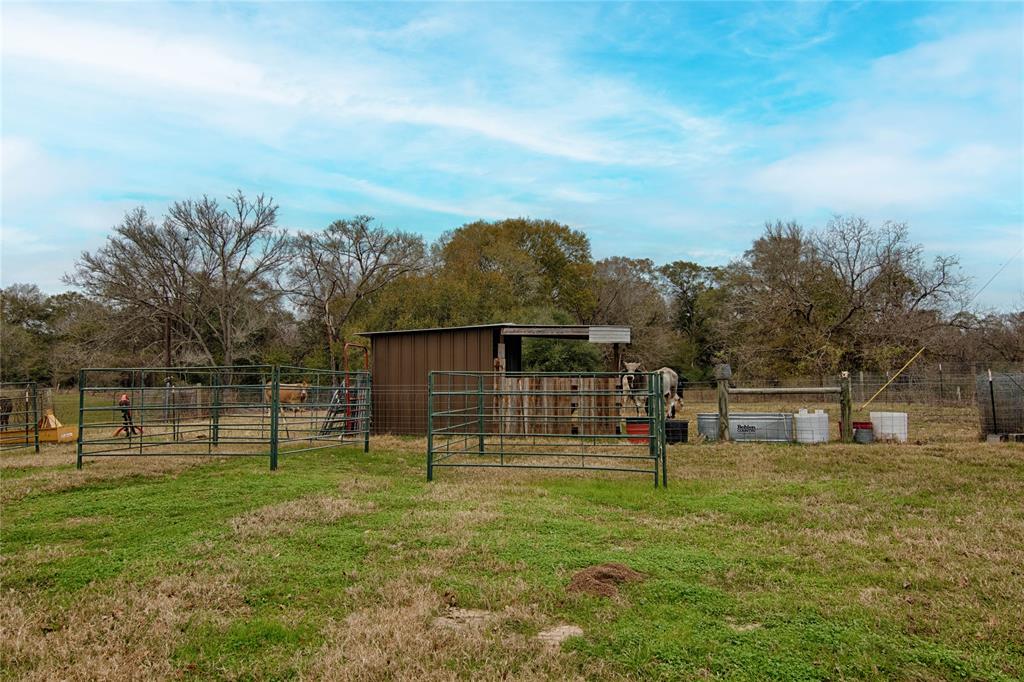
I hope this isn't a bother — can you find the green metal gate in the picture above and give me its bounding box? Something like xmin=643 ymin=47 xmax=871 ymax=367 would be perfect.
xmin=0 ymin=382 xmax=40 ymax=453
xmin=76 ymin=365 xmax=370 ymax=470
xmin=427 ymin=371 xmax=666 ymax=486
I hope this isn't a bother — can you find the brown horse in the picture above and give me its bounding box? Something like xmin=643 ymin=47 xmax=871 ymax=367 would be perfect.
xmin=264 ymin=382 xmax=309 ymax=407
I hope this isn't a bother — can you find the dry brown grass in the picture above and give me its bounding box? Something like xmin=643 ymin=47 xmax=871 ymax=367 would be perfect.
xmin=1 ymin=568 xmax=244 ymax=681
xmin=1 ymin=448 xmax=220 ymax=503
xmin=302 ymin=577 xmax=612 ymax=681
xmin=680 ymin=441 xmax=1024 ymax=650
xmin=229 ymin=495 xmax=377 ymax=540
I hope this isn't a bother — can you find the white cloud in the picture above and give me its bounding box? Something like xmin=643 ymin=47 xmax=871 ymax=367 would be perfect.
xmin=745 ymin=22 xmax=1022 ymax=213
xmin=0 ymin=4 xmax=1019 ymax=306
xmin=753 ymin=142 xmax=1015 ymax=210
xmin=3 ymin=10 xmax=300 ymax=106
xmin=323 ymin=173 xmax=528 ymax=219
xmin=0 ymin=224 xmax=60 ymax=256
xmin=870 ymin=24 xmax=1023 ymax=100
xmin=0 ymin=137 xmax=91 ymax=204
xmin=1 ymin=7 xmax=726 ymax=167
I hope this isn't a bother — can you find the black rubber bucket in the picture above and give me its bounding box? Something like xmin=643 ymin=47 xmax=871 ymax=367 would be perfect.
xmin=666 ymin=419 xmax=688 ymax=444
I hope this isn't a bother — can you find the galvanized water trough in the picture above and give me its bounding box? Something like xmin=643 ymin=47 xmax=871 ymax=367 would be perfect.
xmin=697 ymin=412 xmax=794 ymax=442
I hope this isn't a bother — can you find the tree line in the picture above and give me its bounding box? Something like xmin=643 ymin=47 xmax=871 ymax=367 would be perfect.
xmin=2 ymin=191 xmax=1020 ymax=386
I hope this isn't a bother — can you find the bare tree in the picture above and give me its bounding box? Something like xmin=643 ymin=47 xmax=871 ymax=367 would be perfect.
xmin=67 ymin=207 xmax=199 ymax=365
xmin=68 ymin=192 xmax=290 ymax=369
xmin=165 ymin=192 xmax=290 ymax=368
xmin=715 ymin=216 xmax=970 ymax=376
xmin=286 ymin=216 xmax=426 ymax=371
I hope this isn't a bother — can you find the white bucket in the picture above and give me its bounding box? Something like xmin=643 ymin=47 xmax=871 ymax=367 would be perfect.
xmin=870 ymin=411 xmax=908 ymax=443
xmin=794 ymin=409 xmax=829 ymax=443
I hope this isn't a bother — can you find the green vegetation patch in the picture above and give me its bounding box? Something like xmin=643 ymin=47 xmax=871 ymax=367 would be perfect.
xmin=1 ymin=441 xmax=1022 ymax=680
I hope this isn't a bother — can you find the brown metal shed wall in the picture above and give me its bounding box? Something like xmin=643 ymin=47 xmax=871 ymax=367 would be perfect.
xmin=370 ymin=327 xmax=496 ymax=435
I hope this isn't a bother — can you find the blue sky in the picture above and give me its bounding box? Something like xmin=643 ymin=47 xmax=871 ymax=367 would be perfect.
xmin=2 ymin=1 xmax=1022 ymax=308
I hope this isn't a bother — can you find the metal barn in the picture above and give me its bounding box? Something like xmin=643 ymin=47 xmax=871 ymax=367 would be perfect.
xmin=357 ymin=323 xmax=630 ymax=435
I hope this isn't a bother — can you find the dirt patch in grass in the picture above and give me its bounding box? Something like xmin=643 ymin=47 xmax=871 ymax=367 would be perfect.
xmin=536 ymin=624 xmax=584 ymax=647
xmin=567 ymin=563 xmax=645 ymax=598
xmin=433 ymin=606 xmax=496 ymax=630
xmin=229 ymin=495 xmax=376 ymax=539
xmin=307 ymin=578 xmax=607 ymax=681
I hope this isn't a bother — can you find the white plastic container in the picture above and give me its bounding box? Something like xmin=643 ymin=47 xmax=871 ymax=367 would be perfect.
xmin=794 ymin=409 xmax=829 ymax=444
xmin=870 ymin=411 xmax=908 ymax=443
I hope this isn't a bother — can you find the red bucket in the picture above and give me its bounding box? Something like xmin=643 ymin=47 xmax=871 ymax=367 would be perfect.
xmin=839 ymin=420 xmax=873 ymax=435
xmin=625 ymin=419 xmax=650 ymax=445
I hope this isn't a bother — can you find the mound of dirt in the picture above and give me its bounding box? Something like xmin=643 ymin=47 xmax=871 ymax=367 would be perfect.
xmin=566 ymin=563 xmax=645 ymax=597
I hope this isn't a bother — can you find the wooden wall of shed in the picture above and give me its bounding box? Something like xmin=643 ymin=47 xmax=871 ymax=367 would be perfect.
xmin=370 ymin=328 xmax=497 ymax=435
xmin=492 ymin=375 xmax=623 ymax=436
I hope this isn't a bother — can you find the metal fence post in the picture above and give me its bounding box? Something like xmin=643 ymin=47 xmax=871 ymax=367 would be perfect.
xmin=426 ymin=372 xmax=434 ymax=481
xmin=648 ymin=372 xmax=659 ymax=488
xmin=212 ymin=371 xmax=221 ymax=446
xmin=659 ymin=376 xmax=668 ymax=488
xmin=364 ymin=373 xmax=371 ymax=453
xmin=138 ymin=371 xmax=145 ymax=456
xmin=270 ymin=366 xmax=280 ymax=470
xmin=938 ymin=363 xmax=944 ymax=403
xmin=840 ymin=373 xmax=853 ymax=443
xmin=31 ymin=383 xmax=40 ymax=453
xmin=76 ymin=370 xmax=85 ymax=469
xmin=988 ymin=369 xmax=998 ymax=435
xmin=477 ymin=374 xmax=485 ymax=455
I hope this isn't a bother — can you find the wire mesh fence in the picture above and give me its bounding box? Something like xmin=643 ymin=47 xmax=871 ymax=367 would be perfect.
xmin=17 ymin=364 xmax=1020 ymax=453
xmin=976 ymin=371 xmax=1024 ymax=436
xmin=678 ymin=366 xmax=1022 ymax=444
xmin=76 ymin=365 xmax=370 ymax=469
xmin=0 ymin=382 xmax=40 ymax=452
xmin=427 ymin=371 xmax=667 ymax=486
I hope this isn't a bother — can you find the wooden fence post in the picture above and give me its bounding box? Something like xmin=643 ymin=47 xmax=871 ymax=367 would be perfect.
xmin=714 ymin=364 xmax=731 ymax=442
xmin=840 ymin=371 xmax=853 ymax=443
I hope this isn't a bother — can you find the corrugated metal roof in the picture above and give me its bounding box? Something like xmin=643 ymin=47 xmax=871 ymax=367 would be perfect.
xmin=357 ymin=323 xmax=515 ymax=337
xmin=357 ymin=323 xmax=630 ymax=341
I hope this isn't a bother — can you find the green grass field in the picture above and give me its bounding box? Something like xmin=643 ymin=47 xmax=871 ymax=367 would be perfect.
xmin=2 ymin=436 xmax=1022 ymax=680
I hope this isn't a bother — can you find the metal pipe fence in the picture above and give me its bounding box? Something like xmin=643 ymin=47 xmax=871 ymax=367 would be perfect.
xmin=427 ymin=371 xmax=667 ymax=486
xmin=76 ymin=365 xmax=370 ymax=469
xmin=0 ymin=382 xmax=40 ymax=452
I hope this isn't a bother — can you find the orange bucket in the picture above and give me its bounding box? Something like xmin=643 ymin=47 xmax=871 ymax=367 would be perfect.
xmin=625 ymin=419 xmax=649 ymax=445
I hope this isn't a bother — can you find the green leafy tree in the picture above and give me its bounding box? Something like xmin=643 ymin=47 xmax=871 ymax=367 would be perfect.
xmin=659 ymin=261 xmax=723 ymax=379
